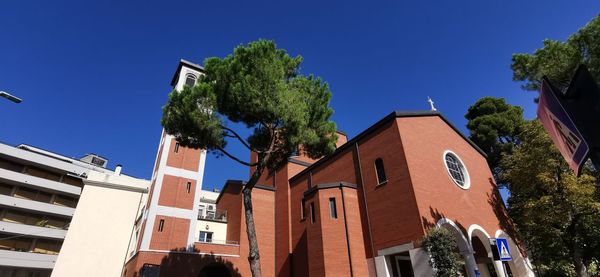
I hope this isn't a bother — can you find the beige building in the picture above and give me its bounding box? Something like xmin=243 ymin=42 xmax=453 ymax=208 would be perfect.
xmin=0 ymin=142 xmax=147 ymax=277
xmin=51 ymin=171 xmax=149 ymax=277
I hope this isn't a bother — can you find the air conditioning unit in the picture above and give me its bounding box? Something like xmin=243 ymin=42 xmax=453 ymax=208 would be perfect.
xmin=80 ymin=154 xmax=108 ymax=168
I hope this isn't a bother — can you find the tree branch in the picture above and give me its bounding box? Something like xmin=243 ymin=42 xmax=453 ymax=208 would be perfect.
xmin=216 ymin=146 xmax=258 ymax=167
xmin=220 ymin=124 xmax=251 ymax=150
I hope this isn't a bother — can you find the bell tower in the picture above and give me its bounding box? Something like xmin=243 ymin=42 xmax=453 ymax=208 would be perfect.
xmin=137 ymin=59 xmax=207 ymax=251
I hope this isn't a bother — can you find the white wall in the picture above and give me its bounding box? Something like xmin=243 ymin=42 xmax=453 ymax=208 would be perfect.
xmin=51 ymin=171 xmax=148 ymax=277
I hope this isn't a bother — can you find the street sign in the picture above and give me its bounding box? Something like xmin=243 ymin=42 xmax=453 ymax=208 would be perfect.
xmin=495 ymin=238 xmax=512 ymax=261
xmin=538 ymin=78 xmax=590 ymax=175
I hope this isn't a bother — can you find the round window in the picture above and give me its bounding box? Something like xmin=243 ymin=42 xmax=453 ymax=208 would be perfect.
xmin=443 ymin=151 xmax=470 ymax=189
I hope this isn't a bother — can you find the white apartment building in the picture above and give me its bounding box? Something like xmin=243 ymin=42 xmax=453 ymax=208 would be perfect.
xmin=0 ymin=142 xmax=148 ymax=277
xmin=196 ymin=190 xmax=228 ymax=245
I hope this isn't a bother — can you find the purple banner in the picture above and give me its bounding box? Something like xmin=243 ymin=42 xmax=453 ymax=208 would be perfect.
xmin=538 ymin=80 xmax=589 ymax=175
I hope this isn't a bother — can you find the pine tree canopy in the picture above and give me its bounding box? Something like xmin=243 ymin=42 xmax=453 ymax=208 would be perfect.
xmin=465 ymin=97 xmax=524 ymax=181
xmin=512 ymin=15 xmax=600 ymax=94
xmin=161 ymin=39 xmax=338 ymax=171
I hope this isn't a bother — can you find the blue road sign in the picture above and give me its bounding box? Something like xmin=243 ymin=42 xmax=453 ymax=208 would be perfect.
xmin=496 ymin=238 xmax=512 ymax=261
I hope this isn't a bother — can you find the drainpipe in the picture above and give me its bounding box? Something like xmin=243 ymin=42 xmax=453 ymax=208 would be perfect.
xmin=340 ymin=185 xmax=354 ymax=277
xmin=354 ymin=143 xmax=376 ymax=258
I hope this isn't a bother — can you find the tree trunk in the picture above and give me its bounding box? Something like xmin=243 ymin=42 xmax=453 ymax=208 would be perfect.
xmin=243 ymin=164 xmax=265 ymax=277
xmin=573 ymin=247 xmax=589 ymax=277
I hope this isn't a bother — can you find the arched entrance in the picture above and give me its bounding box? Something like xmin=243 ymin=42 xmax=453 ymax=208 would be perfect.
xmin=198 ymin=263 xmax=232 ymax=277
xmin=436 ymin=218 xmax=477 ymax=277
xmin=469 ymin=225 xmax=506 ymax=277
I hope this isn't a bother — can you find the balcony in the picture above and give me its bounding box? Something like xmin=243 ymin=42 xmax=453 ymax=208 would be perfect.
xmin=0 ymin=168 xmax=81 ymax=196
xmin=0 ymin=221 xmax=67 ymax=240
xmin=0 ymin=194 xmax=75 ymax=218
xmin=0 ymin=249 xmax=57 ymax=269
xmin=197 ymin=209 xmax=227 ymax=223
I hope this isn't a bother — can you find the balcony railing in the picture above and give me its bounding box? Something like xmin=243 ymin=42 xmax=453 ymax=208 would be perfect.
xmin=197 ymin=209 xmax=227 ymax=222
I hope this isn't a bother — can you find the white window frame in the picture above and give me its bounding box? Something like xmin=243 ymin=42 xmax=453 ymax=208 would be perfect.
xmin=199 ymin=231 xmax=213 ymax=243
xmin=442 ymin=150 xmax=471 ymax=190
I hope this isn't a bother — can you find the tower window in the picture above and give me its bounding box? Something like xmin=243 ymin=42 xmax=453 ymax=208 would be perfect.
xmin=375 ymin=158 xmax=387 ymax=185
xmin=185 ymin=74 xmax=196 ymax=87
xmin=300 ymin=199 xmax=306 ymax=220
xmin=329 ymin=198 xmax=337 ymax=219
xmin=186 ymin=181 xmax=191 ymax=193
xmin=158 ymin=219 xmax=165 ymax=232
xmin=174 ymin=142 xmax=180 ymax=153
xmin=310 ymin=202 xmax=316 ymax=224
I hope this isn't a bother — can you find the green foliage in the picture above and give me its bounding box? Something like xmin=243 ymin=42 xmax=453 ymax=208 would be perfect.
xmin=162 ymin=39 xmax=338 ymax=171
xmin=501 ymin=121 xmax=600 ymax=276
xmin=422 ymin=228 xmax=463 ymax=277
xmin=465 ymin=97 xmax=525 ymax=181
xmin=512 ymin=15 xmax=600 ymax=94
xmin=161 ymin=39 xmax=338 ymax=277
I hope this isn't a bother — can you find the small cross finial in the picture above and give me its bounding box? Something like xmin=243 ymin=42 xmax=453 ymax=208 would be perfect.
xmin=427 ymin=96 xmax=437 ymax=111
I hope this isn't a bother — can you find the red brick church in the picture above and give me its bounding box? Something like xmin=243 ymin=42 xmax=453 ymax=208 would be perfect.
xmin=123 ymin=60 xmax=535 ymax=277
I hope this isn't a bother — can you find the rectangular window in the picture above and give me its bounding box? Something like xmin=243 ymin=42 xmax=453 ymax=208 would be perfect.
xmin=186 ymin=181 xmax=191 ymax=193
xmin=158 ymin=219 xmax=165 ymax=232
xmin=174 ymin=142 xmax=180 ymax=153
xmin=375 ymin=158 xmax=388 ymax=185
xmin=300 ymin=199 xmax=306 ymax=220
xmin=310 ymin=202 xmax=316 ymax=224
xmin=329 ymin=198 xmax=337 ymax=219
xmin=199 ymin=231 xmax=213 ymax=243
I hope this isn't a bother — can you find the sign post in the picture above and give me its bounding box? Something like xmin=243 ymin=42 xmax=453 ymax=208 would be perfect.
xmin=537 ymin=78 xmax=590 ymax=175
xmin=491 ymin=238 xmax=512 ymax=277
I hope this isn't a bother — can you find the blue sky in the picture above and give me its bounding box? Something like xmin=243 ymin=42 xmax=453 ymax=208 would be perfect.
xmin=0 ymin=1 xmax=597 ymax=193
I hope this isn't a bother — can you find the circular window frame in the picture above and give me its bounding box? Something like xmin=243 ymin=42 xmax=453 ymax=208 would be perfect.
xmin=442 ymin=150 xmax=471 ymax=190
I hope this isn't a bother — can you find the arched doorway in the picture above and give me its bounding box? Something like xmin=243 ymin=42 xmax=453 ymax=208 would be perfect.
xmin=469 ymin=225 xmax=506 ymax=277
xmin=436 ymin=218 xmax=477 ymax=277
xmin=198 ymin=263 xmax=232 ymax=277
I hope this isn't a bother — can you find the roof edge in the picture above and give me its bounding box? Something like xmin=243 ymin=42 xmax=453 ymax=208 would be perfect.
xmin=216 ymin=179 xmax=276 ymax=203
xmin=170 ymin=59 xmax=205 ymax=86
xmin=289 ymin=110 xmax=486 ymax=184
xmin=303 ymin=182 xmax=357 ymax=198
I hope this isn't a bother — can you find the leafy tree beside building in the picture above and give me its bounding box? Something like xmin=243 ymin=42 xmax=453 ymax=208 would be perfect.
xmin=501 ymin=121 xmax=600 ymax=277
xmin=422 ymin=228 xmax=463 ymax=277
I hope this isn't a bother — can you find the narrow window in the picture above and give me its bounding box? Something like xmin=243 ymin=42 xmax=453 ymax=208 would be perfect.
xmin=158 ymin=219 xmax=165 ymax=232
xmin=300 ymin=199 xmax=306 ymax=219
xmin=186 ymin=181 xmax=191 ymax=193
xmin=375 ymin=158 xmax=387 ymax=185
xmin=329 ymin=198 xmax=337 ymax=219
xmin=310 ymin=202 xmax=316 ymax=224
xmin=174 ymin=142 xmax=180 ymax=153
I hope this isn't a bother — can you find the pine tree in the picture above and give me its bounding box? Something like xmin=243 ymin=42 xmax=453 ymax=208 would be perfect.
xmin=161 ymin=40 xmax=338 ymax=277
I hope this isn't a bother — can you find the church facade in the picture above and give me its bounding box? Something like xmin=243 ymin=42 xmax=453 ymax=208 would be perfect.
xmin=122 ymin=60 xmax=536 ymax=277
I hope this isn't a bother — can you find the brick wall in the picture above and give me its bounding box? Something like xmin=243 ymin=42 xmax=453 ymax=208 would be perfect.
xmin=157 ymin=174 xmax=196 ymax=210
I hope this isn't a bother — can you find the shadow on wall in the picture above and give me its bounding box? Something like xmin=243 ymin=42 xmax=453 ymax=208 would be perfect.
xmin=486 ymin=177 xmax=527 ymax=256
xmin=140 ymin=247 xmax=242 ymax=277
xmin=421 ymin=206 xmax=467 ymax=236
